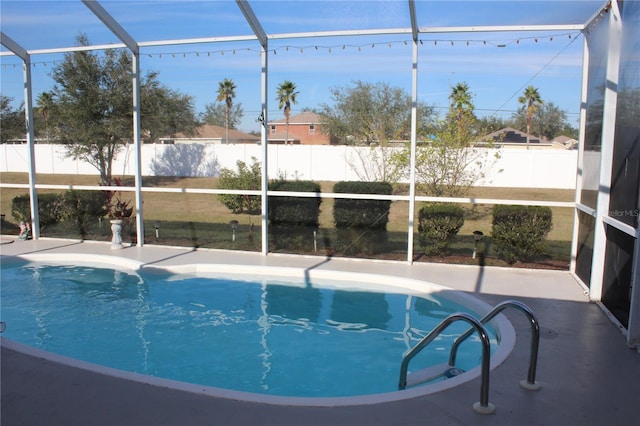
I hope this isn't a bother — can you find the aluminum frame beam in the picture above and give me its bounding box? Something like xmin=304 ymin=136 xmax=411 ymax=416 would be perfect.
xmin=588 ymin=1 xmax=622 ymax=302
xmin=418 ymin=24 xmax=584 ymax=34
xmin=407 ymin=37 xmax=419 ymax=263
xmin=409 ymin=0 xmax=418 ymax=42
xmin=584 ymin=0 xmax=613 ymax=32
xmin=0 ymin=32 xmax=28 ymax=61
xmin=0 ymin=43 xmax=127 ymax=57
xmin=236 ymin=0 xmax=267 ymax=48
xmin=260 ymin=43 xmax=269 ymax=255
xmin=83 ymin=0 xmax=144 ymax=246
xmin=82 ymin=0 xmax=139 ymax=54
xmin=0 ymin=24 xmax=589 ymax=59
xmin=0 ymin=32 xmax=40 ymax=239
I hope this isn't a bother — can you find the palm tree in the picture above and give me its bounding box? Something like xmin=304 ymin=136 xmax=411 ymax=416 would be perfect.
xmin=216 ymin=78 xmax=236 ymax=144
xmin=518 ymin=86 xmax=543 ymax=149
xmin=276 ymin=80 xmax=299 ymax=145
xmin=448 ymin=82 xmax=474 ymax=141
xmin=37 ymin=92 xmax=55 ymax=142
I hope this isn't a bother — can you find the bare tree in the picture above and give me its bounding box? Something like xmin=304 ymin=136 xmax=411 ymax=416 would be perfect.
xmin=391 ymin=83 xmax=500 ymax=196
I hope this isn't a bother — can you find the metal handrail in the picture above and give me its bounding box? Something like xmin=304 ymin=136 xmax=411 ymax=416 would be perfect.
xmin=398 ymin=312 xmax=493 ymax=410
xmin=449 ymin=300 xmax=540 ymax=389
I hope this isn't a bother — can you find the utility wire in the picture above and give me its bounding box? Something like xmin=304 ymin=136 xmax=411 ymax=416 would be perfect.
xmin=492 ymin=33 xmax=582 ymax=116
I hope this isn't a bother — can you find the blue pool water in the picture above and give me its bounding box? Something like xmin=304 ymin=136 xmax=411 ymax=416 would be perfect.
xmin=0 ymin=262 xmax=498 ymax=398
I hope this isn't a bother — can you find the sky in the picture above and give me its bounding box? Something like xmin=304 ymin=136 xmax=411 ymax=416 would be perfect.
xmin=0 ymin=0 xmax=607 ymax=133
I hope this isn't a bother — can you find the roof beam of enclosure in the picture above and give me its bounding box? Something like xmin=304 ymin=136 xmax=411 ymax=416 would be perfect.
xmin=0 ymin=37 xmax=258 ymax=57
xmin=236 ymin=0 xmax=267 ymax=48
xmin=419 ymin=24 xmax=584 ymax=33
xmin=0 ymin=23 xmax=590 ymax=59
xmin=409 ymin=0 xmax=418 ymax=42
xmin=0 ymin=32 xmax=40 ymax=239
xmin=0 ymin=31 xmax=28 ymax=61
xmin=218 ymin=24 xmax=581 ymax=42
xmin=0 ymin=43 xmax=127 ymax=57
xmin=584 ymin=0 xmax=612 ymax=31
xmin=138 ymin=35 xmax=258 ymax=48
xmin=268 ymin=28 xmax=413 ymax=40
xmin=82 ymin=0 xmax=139 ymax=54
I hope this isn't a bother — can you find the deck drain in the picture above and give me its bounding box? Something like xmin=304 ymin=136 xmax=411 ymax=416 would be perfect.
xmin=445 ymin=367 xmax=465 ymax=378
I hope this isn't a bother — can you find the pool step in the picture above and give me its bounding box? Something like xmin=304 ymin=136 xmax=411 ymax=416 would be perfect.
xmin=405 ymin=363 xmax=465 ymax=387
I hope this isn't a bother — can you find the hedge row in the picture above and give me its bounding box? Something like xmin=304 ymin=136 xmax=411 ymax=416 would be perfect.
xmin=268 ymin=180 xmax=322 ymax=227
xmin=14 ymin=186 xmax=553 ymax=263
xmin=491 ymin=205 xmax=553 ymax=264
xmin=12 ymin=193 xmax=65 ymax=229
xmin=332 ymin=181 xmax=393 ymax=230
xmin=268 ymin=180 xmax=322 ymax=250
xmin=417 ymin=203 xmax=465 ymax=256
xmin=416 ymin=203 xmax=553 ymax=262
xmin=266 ymin=180 xmax=394 ymax=253
xmin=12 ymin=191 xmax=111 ymax=238
xmin=332 ymin=182 xmax=393 ymax=255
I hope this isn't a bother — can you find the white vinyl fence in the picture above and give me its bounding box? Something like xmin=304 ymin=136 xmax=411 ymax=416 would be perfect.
xmin=0 ymin=143 xmax=578 ymax=189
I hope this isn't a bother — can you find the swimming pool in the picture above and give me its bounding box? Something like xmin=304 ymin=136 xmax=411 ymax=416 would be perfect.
xmin=0 ymin=254 xmax=515 ymax=406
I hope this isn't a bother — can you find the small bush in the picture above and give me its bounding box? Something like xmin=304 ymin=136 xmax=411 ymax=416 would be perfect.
xmin=61 ymin=190 xmax=110 ymax=238
xmin=417 ymin=203 xmax=465 ymax=256
xmin=218 ymin=158 xmax=261 ymax=214
xmin=11 ymin=193 xmax=64 ymax=229
xmin=492 ymin=205 xmax=553 ymax=264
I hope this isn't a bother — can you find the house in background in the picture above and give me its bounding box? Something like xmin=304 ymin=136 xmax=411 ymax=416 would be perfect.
xmin=267 ymin=111 xmax=333 ymax=145
xmin=552 ymin=135 xmax=579 ymax=149
xmin=159 ymin=124 xmax=260 ymax=145
xmin=481 ymin=127 xmax=575 ymax=149
xmin=160 ymin=113 xmax=331 ymax=145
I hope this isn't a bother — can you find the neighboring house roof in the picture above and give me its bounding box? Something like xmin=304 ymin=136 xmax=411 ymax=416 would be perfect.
xmin=162 ymin=124 xmax=259 ymax=144
xmin=268 ymin=111 xmax=322 ymax=125
xmin=553 ymin=135 xmax=578 ymax=146
xmin=553 ymin=135 xmax=579 ymax=149
xmin=553 ymin=135 xmax=573 ymax=144
xmin=480 ymin=128 xmax=579 ymax=149
xmin=267 ymin=131 xmax=301 ymax=143
xmin=482 ymin=127 xmax=542 ymax=144
xmin=173 ymin=124 xmax=258 ymax=140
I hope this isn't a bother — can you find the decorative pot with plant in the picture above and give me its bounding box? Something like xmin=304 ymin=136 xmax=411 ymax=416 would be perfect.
xmin=104 ymin=178 xmax=134 ymax=249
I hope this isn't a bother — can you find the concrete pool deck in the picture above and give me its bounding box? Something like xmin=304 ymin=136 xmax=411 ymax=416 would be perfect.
xmin=2 ymin=238 xmax=640 ymax=425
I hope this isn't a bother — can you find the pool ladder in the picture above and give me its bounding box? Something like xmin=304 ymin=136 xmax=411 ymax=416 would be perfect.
xmin=398 ymin=300 xmax=541 ymax=414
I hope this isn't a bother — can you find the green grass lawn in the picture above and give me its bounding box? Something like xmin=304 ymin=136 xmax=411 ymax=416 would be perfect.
xmin=0 ymin=172 xmax=575 ymax=269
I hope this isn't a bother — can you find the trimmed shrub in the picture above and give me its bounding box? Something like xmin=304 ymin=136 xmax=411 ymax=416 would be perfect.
xmin=492 ymin=205 xmax=553 ymax=264
xmin=11 ymin=193 xmax=64 ymax=229
xmin=332 ymin=181 xmax=393 ymax=255
xmin=333 ymin=181 xmax=393 ymax=230
xmin=61 ymin=190 xmax=110 ymax=238
xmin=268 ymin=180 xmax=322 ymax=251
xmin=268 ymin=180 xmax=322 ymax=227
xmin=418 ymin=203 xmax=465 ymax=256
